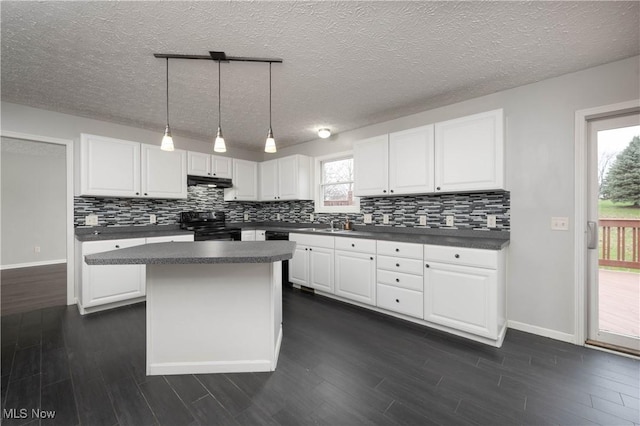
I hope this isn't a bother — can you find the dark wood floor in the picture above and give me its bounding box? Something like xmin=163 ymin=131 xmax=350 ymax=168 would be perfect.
xmin=1 ymin=287 xmax=639 ymax=426
xmin=1 ymin=264 xmax=66 ymax=316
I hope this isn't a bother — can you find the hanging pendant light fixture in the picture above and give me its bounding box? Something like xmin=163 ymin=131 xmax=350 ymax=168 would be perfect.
xmin=213 ymin=59 xmax=227 ymax=153
xmin=160 ymin=58 xmax=175 ymax=151
xmin=264 ymin=62 xmax=277 ymax=153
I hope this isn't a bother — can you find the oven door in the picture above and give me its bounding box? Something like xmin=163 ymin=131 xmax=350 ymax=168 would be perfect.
xmin=195 ymin=229 xmax=241 ymax=241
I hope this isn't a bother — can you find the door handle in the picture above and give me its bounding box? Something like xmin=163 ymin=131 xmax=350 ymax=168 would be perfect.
xmin=587 ymin=221 xmax=598 ymax=250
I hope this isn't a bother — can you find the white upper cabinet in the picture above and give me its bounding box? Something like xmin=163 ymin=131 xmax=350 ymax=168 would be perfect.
xmin=187 ymin=151 xmax=233 ymax=179
xmin=258 ymin=155 xmax=312 ymax=201
xmin=354 ymin=126 xmax=434 ymax=197
xmin=79 ymin=134 xmax=141 ymax=197
xmin=389 ymin=125 xmax=434 ymax=195
xmin=434 ymin=109 xmax=504 ymax=192
xmin=78 ymin=134 xmax=186 ymax=199
xmin=354 ymin=135 xmax=389 ymax=196
xmin=141 ymin=145 xmax=187 ymax=199
xmin=224 ymin=159 xmax=258 ymax=201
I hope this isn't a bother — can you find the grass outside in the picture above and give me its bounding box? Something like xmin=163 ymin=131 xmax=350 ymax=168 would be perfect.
xmin=599 ymin=199 xmax=640 ymax=273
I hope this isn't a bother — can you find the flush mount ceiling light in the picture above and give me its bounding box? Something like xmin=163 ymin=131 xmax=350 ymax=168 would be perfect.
xmin=318 ymin=128 xmax=331 ymax=139
xmin=154 ymin=51 xmax=283 ymax=154
xmin=264 ymin=62 xmax=276 ymax=153
xmin=160 ymin=58 xmax=175 ymax=151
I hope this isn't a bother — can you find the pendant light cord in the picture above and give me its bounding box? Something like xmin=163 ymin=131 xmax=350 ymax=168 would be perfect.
xmin=165 ymin=58 xmax=169 ymax=125
xmin=218 ymin=60 xmax=221 ymax=128
xmin=269 ymin=62 xmax=272 ymax=128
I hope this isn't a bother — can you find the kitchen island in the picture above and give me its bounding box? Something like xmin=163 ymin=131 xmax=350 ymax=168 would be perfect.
xmin=85 ymin=241 xmax=296 ymax=375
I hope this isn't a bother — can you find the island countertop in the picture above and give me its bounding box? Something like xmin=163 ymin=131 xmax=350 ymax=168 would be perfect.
xmin=84 ymin=241 xmax=297 ymax=265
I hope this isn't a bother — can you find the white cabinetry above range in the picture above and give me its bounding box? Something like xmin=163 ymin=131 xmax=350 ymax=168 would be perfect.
xmin=76 ymin=134 xmax=187 ymax=199
xmin=187 ymin=151 xmax=233 ymax=179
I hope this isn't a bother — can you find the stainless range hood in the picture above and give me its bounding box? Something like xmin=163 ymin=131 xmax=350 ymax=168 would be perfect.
xmin=187 ymin=175 xmax=233 ymax=188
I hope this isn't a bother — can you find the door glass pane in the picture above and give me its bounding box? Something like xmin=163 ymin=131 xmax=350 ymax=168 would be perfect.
xmin=596 ymin=125 xmax=640 ymax=339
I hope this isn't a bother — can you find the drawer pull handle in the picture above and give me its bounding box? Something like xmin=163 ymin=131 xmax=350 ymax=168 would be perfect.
xmin=115 ymin=245 xmax=120 ymax=248
xmin=351 ymin=243 xmax=355 ymax=247
xmin=309 ymin=248 xmax=313 ymax=251
xmin=395 ymin=299 xmax=399 ymax=303
xmin=396 ymin=263 xmax=400 ymax=267
xmin=370 ymin=257 xmax=374 ymax=260
xmin=305 ymin=248 xmax=308 ymax=251
xmin=455 ymin=254 xmax=460 ymax=259
xmin=395 ymin=248 xmax=399 ymax=252
xmin=425 ymin=264 xmax=430 ymax=268
xmin=395 ymin=278 xmax=400 ymax=283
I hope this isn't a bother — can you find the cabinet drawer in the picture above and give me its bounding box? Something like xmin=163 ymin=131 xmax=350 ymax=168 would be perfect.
xmin=376 ymin=284 xmax=423 ymax=319
xmin=377 ymin=269 xmax=423 ymax=292
xmin=424 ymin=245 xmax=497 ymax=269
xmin=146 ymin=234 xmax=194 ymax=243
xmin=377 ymin=241 xmax=422 ymax=259
xmin=334 ymin=237 xmax=376 ymax=254
xmin=289 ymin=233 xmax=335 ymax=249
xmin=82 ymin=238 xmax=146 ymax=256
xmin=377 ymin=256 xmax=423 ymax=275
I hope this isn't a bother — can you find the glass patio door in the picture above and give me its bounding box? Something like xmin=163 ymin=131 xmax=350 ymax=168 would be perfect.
xmin=587 ymin=113 xmax=640 ymax=354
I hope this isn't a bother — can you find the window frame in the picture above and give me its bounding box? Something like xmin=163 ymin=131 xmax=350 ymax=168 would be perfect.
xmin=314 ymin=151 xmax=360 ymax=214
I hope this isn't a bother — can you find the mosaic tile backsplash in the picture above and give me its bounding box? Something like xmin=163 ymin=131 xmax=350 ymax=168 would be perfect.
xmin=75 ymin=187 xmax=509 ymax=231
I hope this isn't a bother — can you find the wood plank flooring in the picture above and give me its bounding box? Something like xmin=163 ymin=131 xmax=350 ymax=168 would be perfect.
xmin=1 ymin=287 xmax=639 ymax=425
xmin=1 ymin=264 xmax=67 ymax=317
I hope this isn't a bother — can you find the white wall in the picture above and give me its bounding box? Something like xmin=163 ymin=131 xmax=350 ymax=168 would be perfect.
xmin=0 ymin=103 xmax=263 ymax=162
xmin=271 ymin=56 xmax=640 ymax=339
xmin=1 ymin=138 xmax=67 ymax=266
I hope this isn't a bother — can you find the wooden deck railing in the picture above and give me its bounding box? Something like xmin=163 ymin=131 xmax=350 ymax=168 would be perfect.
xmin=599 ymin=219 xmax=640 ymax=269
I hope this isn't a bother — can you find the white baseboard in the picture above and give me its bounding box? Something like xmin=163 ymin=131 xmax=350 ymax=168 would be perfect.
xmin=508 ymin=320 xmax=575 ymax=344
xmin=147 ymin=359 xmax=274 ymax=376
xmin=1 ymin=259 xmax=66 ymax=270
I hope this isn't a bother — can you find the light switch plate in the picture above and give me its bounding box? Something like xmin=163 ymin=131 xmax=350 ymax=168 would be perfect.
xmin=309 ymin=213 xmax=314 ymax=221
xmin=364 ymin=214 xmax=372 ymax=224
xmin=551 ymin=217 xmax=569 ymax=230
xmin=244 ymin=212 xmax=249 ymax=221
xmin=419 ymin=215 xmax=427 ymax=226
xmin=445 ymin=216 xmax=454 ymax=227
xmin=86 ymin=214 xmax=98 ymax=226
xmin=487 ymin=215 xmax=496 ymax=228
xmin=276 ymin=213 xmax=281 ymax=221
xmin=383 ymin=214 xmax=390 ymax=224
xmin=149 ymin=214 xmax=156 ymax=224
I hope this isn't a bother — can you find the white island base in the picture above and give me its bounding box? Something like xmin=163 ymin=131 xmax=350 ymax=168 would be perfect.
xmin=146 ymin=261 xmax=282 ymax=376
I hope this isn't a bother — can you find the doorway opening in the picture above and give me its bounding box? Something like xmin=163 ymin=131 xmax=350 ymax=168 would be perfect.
xmin=587 ymin=114 xmax=639 ymax=355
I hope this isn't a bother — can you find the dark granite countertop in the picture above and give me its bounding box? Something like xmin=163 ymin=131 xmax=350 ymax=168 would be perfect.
xmin=75 ymin=225 xmax=193 ymax=242
xmin=84 ymin=241 xmax=296 ymax=265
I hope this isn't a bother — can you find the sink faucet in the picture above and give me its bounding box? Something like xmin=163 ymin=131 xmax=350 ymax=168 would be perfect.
xmin=330 ymin=220 xmax=336 ymax=231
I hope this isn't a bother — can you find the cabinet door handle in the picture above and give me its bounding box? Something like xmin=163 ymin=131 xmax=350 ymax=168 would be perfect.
xmin=395 ymin=248 xmax=399 ymax=252
xmin=144 ymin=193 xmax=148 ymax=196
xmin=382 ymin=190 xmax=387 ymax=193
xmin=305 ymin=248 xmax=308 ymax=251
xmin=208 ymin=173 xmax=211 ymax=175
xmin=351 ymin=243 xmax=355 ymax=247
xmin=454 ymin=254 xmax=460 ymax=259
xmin=396 ymin=263 xmax=400 ymax=267
xmin=213 ymin=173 xmax=216 ymax=176
xmin=370 ymin=257 xmax=373 ymax=260
xmin=390 ymin=189 xmax=394 ymax=193
xmin=135 ymin=192 xmax=140 ymax=195
xmin=309 ymin=248 xmax=313 ymax=251
xmin=436 ymin=186 xmax=441 ymax=191
xmin=395 ymin=299 xmax=399 ymax=303
xmin=395 ymin=278 xmax=400 ymax=283
xmin=115 ymin=245 xmax=120 ymax=248
xmin=425 ymin=264 xmax=430 ymax=268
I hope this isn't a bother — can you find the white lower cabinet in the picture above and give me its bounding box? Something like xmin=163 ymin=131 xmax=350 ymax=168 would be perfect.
xmin=241 ymin=230 xmax=256 ymax=241
xmin=376 ymin=241 xmax=424 ymax=319
xmin=289 ymin=234 xmax=335 ymax=293
xmin=76 ymin=233 xmax=194 ymax=314
xmin=78 ymin=238 xmax=146 ymax=313
xmin=334 ymin=238 xmax=377 ymax=305
xmin=423 ymin=245 xmax=506 ymax=341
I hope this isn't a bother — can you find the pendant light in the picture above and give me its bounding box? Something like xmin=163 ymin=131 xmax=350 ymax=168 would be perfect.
xmin=264 ymin=62 xmax=277 ymax=153
xmin=213 ymin=59 xmax=227 ymax=153
xmin=160 ymin=58 xmax=175 ymax=151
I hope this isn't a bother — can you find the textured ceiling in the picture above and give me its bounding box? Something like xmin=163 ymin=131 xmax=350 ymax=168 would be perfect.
xmin=2 ymin=1 xmax=639 ymax=152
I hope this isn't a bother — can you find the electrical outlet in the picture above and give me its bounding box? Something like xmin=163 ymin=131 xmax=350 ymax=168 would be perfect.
xmin=364 ymin=214 xmax=372 ymax=224
xmin=551 ymin=217 xmax=569 ymax=231
xmin=419 ymin=215 xmax=427 ymax=226
xmin=34 ymin=246 xmax=40 ymax=253
xmin=244 ymin=213 xmax=249 ymax=221
xmin=309 ymin=213 xmax=314 ymax=222
xmin=445 ymin=216 xmax=454 ymax=227
xmin=85 ymin=214 xmax=98 ymax=226
xmin=487 ymin=215 xmax=496 ymax=228
xmin=383 ymin=214 xmax=390 ymax=224
xmin=149 ymin=214 xmax=156 ymax=224
xmin=276 ymin=213 xmax=281 ymax=221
